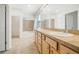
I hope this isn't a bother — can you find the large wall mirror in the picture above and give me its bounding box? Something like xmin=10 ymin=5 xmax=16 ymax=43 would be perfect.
xmin=41 ymin=19 xmax=54 ymax=29
xmin=65 ymin=11 xmax=78 ymax=31
xmin=65 ymin=11 xmax=79 ymax=35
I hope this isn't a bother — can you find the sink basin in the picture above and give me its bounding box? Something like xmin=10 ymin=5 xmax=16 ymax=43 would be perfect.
xmin=49 ymin=32 xmax=74 ymax=37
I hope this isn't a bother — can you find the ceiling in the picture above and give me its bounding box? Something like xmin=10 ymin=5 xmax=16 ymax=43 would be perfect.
xmin=41 ymin=4 xmax=79 ymax=14
xmin=10 ymin=4 xmax=79 ymax=16
xmin=10 ymin=4 xmax=42 ymax=15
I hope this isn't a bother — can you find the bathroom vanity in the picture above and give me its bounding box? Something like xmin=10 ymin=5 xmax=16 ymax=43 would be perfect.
xmin=35 ymin=29 xmax=79 ymax=54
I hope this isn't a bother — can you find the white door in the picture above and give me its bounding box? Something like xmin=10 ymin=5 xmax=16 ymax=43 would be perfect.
xmin=0 ymin=5 xmax=6 ymax=51
xmin=12 ymin=16 xmax=20 ymax=37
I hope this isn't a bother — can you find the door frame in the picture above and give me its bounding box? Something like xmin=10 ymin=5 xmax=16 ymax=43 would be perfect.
xmin=5 ymin=5 xmax=7 ymax=51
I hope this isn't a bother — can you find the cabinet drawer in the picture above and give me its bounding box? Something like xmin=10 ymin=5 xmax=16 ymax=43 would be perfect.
xmin=59 ymin=44 xmax=78 ymax=54
xmin=46 ymin=37 xmax=57 ymax=50
xmin=35 ymin=32 xmax=37 ymax=39
xmin=38 ymin=32 xmax=41 ymax=37
xmin=50 ymin=46 xmax=59 ymax=54
xmin=41 ymin=34 xmax=45 ymax=40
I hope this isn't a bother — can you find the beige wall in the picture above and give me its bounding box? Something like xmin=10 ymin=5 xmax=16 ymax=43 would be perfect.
xmin=11 ymin=16 xmax=20 ymax=37
xmin=23 ymin=20 xmax=34 ymax=31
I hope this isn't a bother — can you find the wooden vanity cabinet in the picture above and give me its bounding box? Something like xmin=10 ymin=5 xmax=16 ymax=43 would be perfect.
xmin=35 ymin=30 xmax=79 ymax=54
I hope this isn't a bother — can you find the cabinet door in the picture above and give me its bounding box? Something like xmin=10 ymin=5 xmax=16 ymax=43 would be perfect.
xmin=42 ymin=40 xmax=49 ymax=54
xmin=41 ymin=34 xmax=45 ymax=40
xmin=37 ymin=32 xmax=42 ymax=53
xmin=50 ymin=46 xmax=59 ymax=54
xmin=46 ymin=37 xmax=57 ymax=50
xmin=59 ymin=44 xmax=78 ymax=54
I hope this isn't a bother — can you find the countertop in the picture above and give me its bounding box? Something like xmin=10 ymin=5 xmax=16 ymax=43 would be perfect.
xmin=36 ymin=29 xmax=79 ymax=53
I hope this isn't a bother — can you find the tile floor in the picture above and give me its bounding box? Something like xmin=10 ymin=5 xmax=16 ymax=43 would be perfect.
xmin=4 ymin=31 xmax=38 ymax=54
